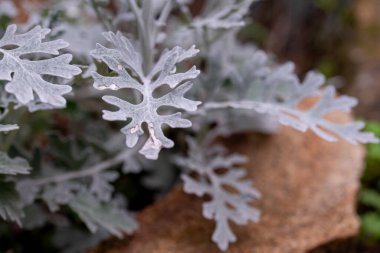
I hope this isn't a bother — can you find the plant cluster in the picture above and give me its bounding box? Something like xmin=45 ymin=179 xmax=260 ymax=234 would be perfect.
xmin=0 ymin=0 xmax=377 ymax=251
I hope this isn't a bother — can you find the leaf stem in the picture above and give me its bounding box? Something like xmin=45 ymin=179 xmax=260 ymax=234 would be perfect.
xmin=90 ymin=0 xmax=114 ymax=32
xmin=32 ymin=148 xmax=137 ymax=186
xmin=157 ymin=1 xmax=173 ymax=28
xmin=128 ymin=0 xmax=154 ymax=75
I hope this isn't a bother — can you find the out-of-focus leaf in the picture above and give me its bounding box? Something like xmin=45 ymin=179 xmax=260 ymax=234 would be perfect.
xmin=0 ymin=152 xmax=31 ymax=175
xmin=362 ymin=213 xmax=380 ymax=240
xmin=69 ymin=193 xmax=137 ymax=237
xmin=0 ymin=181 xmax=24 ymax=225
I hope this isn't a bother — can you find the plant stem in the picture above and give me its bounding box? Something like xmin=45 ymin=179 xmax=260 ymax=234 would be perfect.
xmin=90 ymin=0 xmax=114 ymax=32
xmin=157 ymin=1 xmax=173 ymax=28
xmin=32 ymin=148 xmax=136 ymax=186
xmin=142 ymin=1 xmax=154 ymax=74
xmin=128 ymin=0 xmax=154 ymax=75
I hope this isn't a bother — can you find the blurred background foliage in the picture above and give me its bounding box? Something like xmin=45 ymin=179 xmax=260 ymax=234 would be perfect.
xmin=247 ymin=1 xmax=380 ymax=251
xmin=248 ymin=0 xmax=355 ymax=78
xmin=359 ymin=122 xmax=380 ymax=246
xmin=2 ymin=0 xmax=380 ymax=252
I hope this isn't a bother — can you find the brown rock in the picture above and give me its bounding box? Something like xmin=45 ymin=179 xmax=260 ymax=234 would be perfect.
xmin=88 ymin=116 xmax=364 ymax=253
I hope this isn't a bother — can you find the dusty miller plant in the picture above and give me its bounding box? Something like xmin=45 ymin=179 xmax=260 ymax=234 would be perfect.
xmin=0 ymin=0 xmax=377 ymax=252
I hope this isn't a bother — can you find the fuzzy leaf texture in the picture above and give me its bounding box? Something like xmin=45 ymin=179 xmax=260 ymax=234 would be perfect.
xmin=0 ymin=24 xmax=82 ymax=107
xmin=90 ymin=31 xmax=201 ymax=159
xmin=90 ymin=171 xmax=119 ymax=202
xmin=0 ymin=182 xmax=24 ymax=225
xmin=69 ymin=193 xmax=137 ymax=238
xmin=0 ymin=124 xmax=19 ymax=132
xmin=204 ymin=50 xmax=378 ymax=144
xmin=192 ymin=0 xmax=255 ymax=29
xmin=176 ymin=138 xmax=261 ymax=251
xmin=42 ymin=181 xmax=85 ymax=212
xmin=0 ymin=152 xmax=31 ymax=175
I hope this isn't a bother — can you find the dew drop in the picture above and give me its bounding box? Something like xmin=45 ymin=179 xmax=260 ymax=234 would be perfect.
xmin=109 ymin=84 xmax=118 ymax=90
xmin=97 ymin=85 xmax=107 ymax=90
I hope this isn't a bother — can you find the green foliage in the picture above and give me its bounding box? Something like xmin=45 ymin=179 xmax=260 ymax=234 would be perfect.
xmin=362 ymin=213 xmax=380 ymax=241
xmin=362 ymin=121 xmax=380 ymax=182
xmin=359 ymin=121 xmax=380 ymax=243
xmin=313 ymin=0 xmax=339 ymax=12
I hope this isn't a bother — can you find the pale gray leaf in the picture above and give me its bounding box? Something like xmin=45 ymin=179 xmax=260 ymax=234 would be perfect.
xmin=0 ymin=24 xmax=82 ymax=107
xmin=91 ymin=31 xmax=144 ymax=80
xmin=91 ymin=32 xmax=201 ymax=159
xmin=69 ymin=193 xmax=137 ymax=237
xmin=177 ymin=138 xmax=260 ymax=251
xmin=90 ymin=172 xmax=118 ymax=202
xmin=202 ymin=47 xmax=378 ymax=144
xmin=16 ymin=180 xmax=40 ymax=205
xmin=42 ymin=182 xmax=84 ymax=212
xmin=192 ymin=0 xmax=255 ymax=29
xmin=0 ymin=124 xmax=19 ymax=132
xmin=0 ymin=152 xmax=31 ymax=175
xmin=0 ymin=182 xmax=24 ymax=226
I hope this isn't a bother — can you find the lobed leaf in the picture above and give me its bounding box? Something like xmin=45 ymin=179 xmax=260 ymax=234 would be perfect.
xmin=0 ymin=24 xmax=82 ymax=107
xmin=177 ymin=138 xmax=260 ymax=251
xmin=91 ymin=31 xmax=201 ymax=159
xmin=0 ymin=152 xmax=31 ymax=175
xmin=202 ymin=46 xmax=378 ymax=145
xmin=192 ymin=0 xmax=255 ymax=29
xmin=0 ymin=181 xmax=24 ymax=225
xmin=69 ymin=193 xmax=137 ymax=237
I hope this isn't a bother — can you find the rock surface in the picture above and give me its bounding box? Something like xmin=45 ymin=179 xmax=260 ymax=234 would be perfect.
xmin=88 ymin=117 xmax=365 ymax=253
